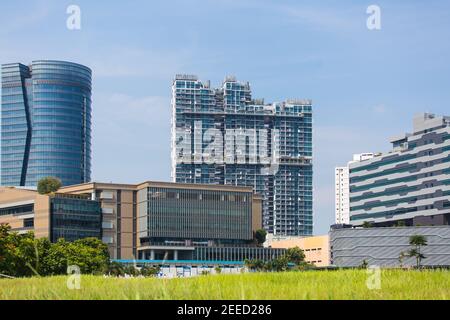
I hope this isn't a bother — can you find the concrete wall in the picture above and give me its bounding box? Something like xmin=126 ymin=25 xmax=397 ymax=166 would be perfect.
xmin=330 ymin=226 xmax=450 ymax=267
xmin=0 ymin=187 xmax=50 ymax=238
xmin=269 ymin=235 xmax=330 ymax=267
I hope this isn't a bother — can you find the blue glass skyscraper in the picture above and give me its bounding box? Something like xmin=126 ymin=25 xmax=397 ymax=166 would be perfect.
xmin=1 ymin=60 xmax=92 ymax=186
xmin=171 ymin=75 xmax=313 ymax=236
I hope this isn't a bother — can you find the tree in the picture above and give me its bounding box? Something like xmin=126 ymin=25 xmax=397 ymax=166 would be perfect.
xmin=254 ymin=229 xmax=267 ymax=245
xmin=42 ymin=238 xmax=72 ymax=275
xmin=40 ymin=237 xmax=110 ymax=275
xmin=396 ymin=221 xmax=406 ymax=227
xmin=37 ymin=177 xmax=62 ymax=195
xmin=0 ymin=224 xmax=11 ymax=273
xmin=284 ymin=247 xmax=306 ymax=265
xmin=123 ymin=265 xmax=140 ymax=276
xmin=0 ymin=225 xmax=40 ymax=277
xmin=362 ymin=221 xmax=372 ymax=228
xmin=66 ymin=238 xmax=110 ymax=274
xmin=107 ymin=261 xmax=125 ymax=277
xmin=0 ymin=224 xmax=110 ymax=277
xmin=244 ymin=259 xmax=265 ymax=272
xmin=245 ymin=248 xmax=306 ymax=273
xmin=360 ymin=259 xmax=369 ymax=269
xmin=398 ymin=251 xmax=408 ymax=268
xmin=267 ymin=256 xmax=289 ymax=272
xmin=295 ymin=261 xmax=316 ymax=271
xmin=408 ymin=235 xmax=427 ymax=268
xmin=32 ymin=237 xmax=52 ymax=276
xmin=140 ymin=265 xmax=160 ymax=277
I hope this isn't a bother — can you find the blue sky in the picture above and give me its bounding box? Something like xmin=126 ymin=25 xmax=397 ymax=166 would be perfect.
xmin=1 ymin=0 xmax=450 ymax=234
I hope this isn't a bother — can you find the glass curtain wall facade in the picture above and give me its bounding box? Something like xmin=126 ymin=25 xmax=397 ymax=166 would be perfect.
xmin=50 ymin=195 xmax=102 ymax=242
xmin=171 ymin=75 xmax=313 ymax=236
xmin=193 ymin=246 xmax=286 ymax=262
xmin=1 ymin=60 xmax=92 ymax=186
xmin=139 ymin=186 xmax=254 ymax=243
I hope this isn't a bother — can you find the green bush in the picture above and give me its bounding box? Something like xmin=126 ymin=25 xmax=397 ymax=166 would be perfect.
xmin=245 ymin=247 xmax=307 ymax=272
xmin=140 ymin=265 xmax=160 ymax=277
xmin=254 ymin=229 xmax=267 ymax=245
xmin=0 ymin=224 xmax=109 ymax=277
xmin=37 ymin=177 xmax=62 ymax=195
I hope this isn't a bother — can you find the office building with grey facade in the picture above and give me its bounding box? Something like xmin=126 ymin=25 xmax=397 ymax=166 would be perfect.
xmin=349 ymin=113 xmax=450 ymax=227
xmin=171 ymin=75 xmax=313 ymax=236
xmin=330 ymin=225 xmax=450 ymax=267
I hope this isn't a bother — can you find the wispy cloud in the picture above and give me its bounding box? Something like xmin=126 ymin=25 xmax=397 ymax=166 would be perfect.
xmin=372 ymin=104 xmax=388 ymax=114
xmin=279 ymin=4 xmax=359 ymax=31
xmin=214 ymin=0 xmax=360 ymax=31
xmin=88 ymin=47 xmax=191 ymax=78
xmin=0 ymin=0 xmax=52 ymax=36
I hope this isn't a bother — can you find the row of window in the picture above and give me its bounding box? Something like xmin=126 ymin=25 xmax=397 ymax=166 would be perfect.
xmin=0 ymin=204 xmax=34 ymax=216
xmin=350 ymin=164 xmax=416 ymax=184
xmin=32 ymin=70 xmax=91 ymax=82
xmin=351 ymin=189 xmax=450 ymax=212
xmin=2 ymin=137 xmax=82 ymax=145
xmin=351 ymin=161 xmax=450 ymax=193
xmin=2 ymin=151 xmax=83 ymax=161
xmin=33 ymin=92 xmax=88 ymax=101
xmin=351 ymin=207 xmax=419 ymax=221
xmin=33 ymin=84 xmax=89 ymax=93
xmin=351 ymin=154 xmax=417 ymax=174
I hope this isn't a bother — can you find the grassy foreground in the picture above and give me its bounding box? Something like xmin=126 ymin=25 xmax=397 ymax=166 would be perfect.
xmin=0 ymin=269 xmax=449 ymax=300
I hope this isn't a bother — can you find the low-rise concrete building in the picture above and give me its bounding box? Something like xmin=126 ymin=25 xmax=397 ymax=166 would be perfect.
xmin=0 ymin=187 xmax=102 ymax=241
xmin=268 ymin=235 xmax=330 ymax=267
xmin=60 ymin=181 xmax=285 ymax=263
xmin=330 ymin=225 xmax=450 ymax=267
xmin=2 ymin=181 xmax=286 ymax=266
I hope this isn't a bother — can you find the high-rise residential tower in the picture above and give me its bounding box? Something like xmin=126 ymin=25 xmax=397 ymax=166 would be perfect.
xmin=335 ymin=153 xmax=375 ymax=224
xmin=171 ymin=75 xmax=313 ymax=236
xmin=349 ymin=113 xmax=450 ymax=227
xmin=1 ymin=60 xmax=92 ymax=186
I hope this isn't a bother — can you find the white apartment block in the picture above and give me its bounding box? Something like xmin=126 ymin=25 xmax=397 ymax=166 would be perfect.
xmin=335 ymin=167 xmax=349 ymax=224
xmin=335 ymin=153 xmax=375 ymax=224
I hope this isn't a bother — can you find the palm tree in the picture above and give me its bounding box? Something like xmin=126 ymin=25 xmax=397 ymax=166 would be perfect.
xmin=398 ymin=251 xmax=407 ymax=268
xmin=360 ymin=259 xmax=369 ymax=269
xmin=408 ymin=235 xmax=427 ymax=268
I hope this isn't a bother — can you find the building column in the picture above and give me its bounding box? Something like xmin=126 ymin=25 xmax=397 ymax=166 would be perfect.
xmin=174 ymin=250 xmax=179 ymax=261
xmin=150 ymin=249 xmax=155 ymax=260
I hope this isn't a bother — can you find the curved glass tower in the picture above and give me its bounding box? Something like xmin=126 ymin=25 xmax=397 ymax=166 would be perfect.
xmin=1 ymin=60 xmax=92 ymax=186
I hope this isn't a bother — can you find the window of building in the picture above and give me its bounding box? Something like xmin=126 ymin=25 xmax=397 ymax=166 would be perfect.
xmin=23 ymin=218 xmax=34 ymax=228
xmin=0 ymin=204 xmax=34 ymax=216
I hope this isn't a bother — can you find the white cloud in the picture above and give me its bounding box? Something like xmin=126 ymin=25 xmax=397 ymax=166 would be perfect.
xmin=280 ymin=5 xmax=357 ymax=31
xmin=209 ymin=0 xmax=360 ymax=31
xmin=372 ymin=104 xmax=388 ymax=114
xmin=0 ymin=0 xmax=52 ymax=36
xmin=88 ymin=47 xmax=192 ymax=79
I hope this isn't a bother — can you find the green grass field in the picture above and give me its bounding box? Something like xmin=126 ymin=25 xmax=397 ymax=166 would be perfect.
xmin=0 ymin=269 xmax=449 ymax=300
